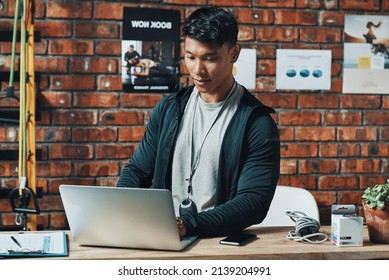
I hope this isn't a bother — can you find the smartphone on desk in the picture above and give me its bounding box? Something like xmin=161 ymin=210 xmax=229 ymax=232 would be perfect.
xmin=219 ymin=233 xmax=257 ymax=246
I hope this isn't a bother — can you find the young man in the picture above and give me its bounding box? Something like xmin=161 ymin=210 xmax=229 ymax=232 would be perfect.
xmin=124 ymin=45 xmax=141 ymax=74
xmin=116 ymin=7 xmax=280 ymax=237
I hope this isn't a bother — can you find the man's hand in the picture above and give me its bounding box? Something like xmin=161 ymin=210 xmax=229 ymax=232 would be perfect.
xmin=176 ymin=217 xmax=187 ymax=237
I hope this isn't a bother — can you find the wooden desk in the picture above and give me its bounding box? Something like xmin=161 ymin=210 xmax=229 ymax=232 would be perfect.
xmin=64 ymin=226 xmax=389 ymax=260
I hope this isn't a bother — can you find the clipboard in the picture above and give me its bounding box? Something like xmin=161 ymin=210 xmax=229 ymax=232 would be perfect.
xmin=0 ymin=231 xmax=68 ymax=258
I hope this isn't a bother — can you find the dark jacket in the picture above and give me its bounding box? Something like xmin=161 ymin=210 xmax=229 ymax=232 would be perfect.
xmin=116 ymin=85 xmax=280 ymax=237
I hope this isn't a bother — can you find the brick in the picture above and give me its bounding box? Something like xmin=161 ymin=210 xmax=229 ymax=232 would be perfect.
xmin=340 ymin=0 xmax=379 ymax=10
xmin=75 ymin=162 xmax=119 ymax=177
xmin=164 ymin=0 xmax=207 ymax=4
xmin=256 ymin=77 xmax=276 ymax=92
xmin=48 ymin=178 xmax=95 ymax=193
xmin=338 ymin=127 xmax=377 ymax=141
xmin=280 ymin=159 xmax=297 ymax=174
xmin=96 ymin=177 xmax=120 ymax=187
xmin=97 ymin=76 xmax=123 ymax=91
xmin=281 ymin=143 xmax=318 ymax=157
xmin=51 ymin=75 xmax=96 ymax=91
xmin=233 ymin=9 xmax=274 ymax=25
xmin=96 ymin=41 xmax=122 ymax=56
xmin=238 ymin=26 xmax=255 ymax=41
xmin=209 ymin=0 xmax=251 ymax=6
xmin=256 ymin=27 xmax=298 ymax=42
xmin=297 ymin=0 xmax=338 ymax=9
xmin=35 ymin=21 xmax=72 ymax=38
xmin=0 ymin=162 xmax=18 ymax=176
xmin=381 ymin=128 xmax=389 ymax=141
xmin=279 ymin=111 xmax=320 ymax=125
xmin=257 ymin=94 xmax=297 ymax=109
xmin=341 ymin=159 xmax=381 ymax=173
xmin=300 ymin=27 xmax=342 ymax=43
xmin=329 ymin=78 xmax=343 ymax=93
xmin=296 ymin=127 xmax=335 ymax=141
xmin=52 ymin=110 xmax=98 ymax=125
xmin=275 ymin=10 xmax=317 ymax=25
xmin=36 ymin=127 xmax=72 ymax=142
xmin=71 ymin=58 xmax=117 ymax=74
xmin=35 ymin=57 xmax=68 ymax=73
xmin=37 ymin=201 xmax=60 ymax=219
xmin=279 ymin=127 xmax=294 ymax=141
xmin=360 ymin=175 xmax=388 ymax=189
xmin=257 ymin=45 xmax=277 ymax=58
xmin=39 ymin=92 xmax=72 ymax=108
xmin=73 ymin=92 xmax=119 ymax=108
xmin=96 ymin=144 xmax=137 ymax=159
xmin=319 ymin=11 xmax=344 ymax=26
xmin=119 ymin=127 xmax=147 ymax=142
xmin=94 ymin=2 xmax=123 ymax=19
xmin=121 ymin=94 xmax=163 ymax=108
xmin=49 ymin=40 xmax=94 ymax=55
xmin=320 ymin=143 xmax=360 ymax=158
xmin=341 ymin=95 xmax=381 ymax=109
xmin=361 ymin=143 xmax=389 ymax=157
xmin=73 ymin=127 xmax=117 ymax=142
xmin=50 ymin=144 xmax=93 ymax=160
xmin=258 ymin=60 xmax=276 ymax=76
xmin=254 ymin=0 xmax=295 ymax=7
xmin=37 ymin=162 xmax=72 ymax=177
xmin=0 ymin=127 xmax=18 ymax=142
xmin=384 ymin=96 xmax=389 ymax=108
xmin=100 ymin=110 xmax=144 ymax=125
xmin=50 ymin=213 xmax=68 ymax=229
xmin=319 ymin=176 xmax=359 ymax=190
xmin=298 ymin=94 xmax=339 ymax=109
xmin=338 ymin=191 xmax=363 ymax=205
xmin=278 ymin=175 xmax=317 ymax=189
xmin=312 ymin=191 xmax=336 ymax=206
xmin=75 ymin=22 xmax=120 ymax=38
xmin=365 ymin=112 xmax=389 ymax=125
xmin=331 ymin=61 xmax=342 ymax=76
xmin=0 ymin=0 xmax=18 ymax=17
xmin=385 ymin=0 xmax=389 ymax=10
xmin=47 ymin=1 xmax=92 ymax=19
xmin=323 ymin=111 xmax=362 ymax=125
xmin=299 ymin=159 xmax=339 ymax=174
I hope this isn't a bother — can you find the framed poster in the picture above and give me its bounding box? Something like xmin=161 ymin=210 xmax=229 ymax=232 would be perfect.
xmin=343 ymin=15 xmax=389 ymax=94
xmin=122 ymin=8 xmax=180 ymax=92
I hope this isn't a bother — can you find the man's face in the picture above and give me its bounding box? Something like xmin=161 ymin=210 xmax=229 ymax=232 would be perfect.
xmin=184 ymin=37 xmax=240 ymax=100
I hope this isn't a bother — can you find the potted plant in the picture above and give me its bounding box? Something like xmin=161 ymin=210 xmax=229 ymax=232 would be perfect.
xmin=362 ymin=180 xmax=389 ymax=243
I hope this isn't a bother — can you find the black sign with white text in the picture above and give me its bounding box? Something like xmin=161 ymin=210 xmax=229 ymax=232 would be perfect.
xmin=122 ymin=8 xmax=181 ymax=92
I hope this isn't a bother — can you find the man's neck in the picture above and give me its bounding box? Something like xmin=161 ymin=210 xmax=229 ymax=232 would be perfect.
xmin=198 ymin=79 xmax=235 ymax=104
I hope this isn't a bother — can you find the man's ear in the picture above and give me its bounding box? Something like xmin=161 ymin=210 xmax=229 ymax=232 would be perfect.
xmin=231 ymin=44 xmax=241 ymax=63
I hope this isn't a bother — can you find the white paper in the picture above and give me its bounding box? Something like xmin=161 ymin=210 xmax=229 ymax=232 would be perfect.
xmin=343 ymin=15 xmax=389 ymax=94
xmin=233 ymin=48 xmax=257 ymax=89
xmin=0 ymin=231 xmax=65 ymax=254
xmin=276 ymin=49 xmax=332 ymax=90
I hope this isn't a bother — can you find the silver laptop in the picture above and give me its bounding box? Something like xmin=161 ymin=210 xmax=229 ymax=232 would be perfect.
xmin=59 ymin=185 xmax=197 ymax=251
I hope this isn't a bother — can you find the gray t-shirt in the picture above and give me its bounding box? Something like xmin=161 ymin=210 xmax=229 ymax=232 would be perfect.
xmin=171 ymin=83 xmax=244 ymax=215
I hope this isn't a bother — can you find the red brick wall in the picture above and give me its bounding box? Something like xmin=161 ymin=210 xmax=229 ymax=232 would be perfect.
xmin=1 ymin=0 xmax=388 ymax=228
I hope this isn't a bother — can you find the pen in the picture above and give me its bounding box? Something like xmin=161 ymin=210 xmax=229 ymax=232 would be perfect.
xmin=11 ymin=236 xmax=22 ymax=248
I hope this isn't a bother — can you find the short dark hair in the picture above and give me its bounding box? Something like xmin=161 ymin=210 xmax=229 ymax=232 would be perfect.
xmin=182 ymin=7 xmax=238 ymax=46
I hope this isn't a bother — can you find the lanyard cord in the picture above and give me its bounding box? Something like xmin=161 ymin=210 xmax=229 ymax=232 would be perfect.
xmin=185 ymin=81 xmax=237 ymax=198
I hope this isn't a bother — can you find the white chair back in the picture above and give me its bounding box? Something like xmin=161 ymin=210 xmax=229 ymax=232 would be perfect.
xmin=258 ymin=186 xmax=320 ymax=227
